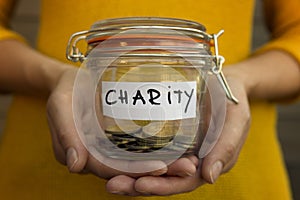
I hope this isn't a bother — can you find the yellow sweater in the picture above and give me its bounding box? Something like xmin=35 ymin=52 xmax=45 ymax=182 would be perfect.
xmin=1 ymin=0 xmax=300 ymax=199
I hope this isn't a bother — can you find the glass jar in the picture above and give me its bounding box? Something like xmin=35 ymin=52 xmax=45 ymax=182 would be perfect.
xmin=67 ymin=17 xmax=238 ymax=163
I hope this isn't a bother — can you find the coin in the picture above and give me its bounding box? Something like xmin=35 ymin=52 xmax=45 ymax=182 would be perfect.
xmin=111 ymin=135 xmax=136 ymax=142
xmin=127 ymin=144 xmax=151 ymax=150
xmin=142 ymin=120 xmax=180 ymax=138
xmin=113 ymin=140 xmax=132 ymax=145
xmin=133 ymin=120 xmax=151 ymax=126
xmin=150 ymin=142 xmax=171 ymax=149
xmin=105 ymin=125 xmax=142 ymax=135
xmin=137 ymin=135 xmax=171 ymax=142
xmin=136 ymin=139 xmax=171 ymax=149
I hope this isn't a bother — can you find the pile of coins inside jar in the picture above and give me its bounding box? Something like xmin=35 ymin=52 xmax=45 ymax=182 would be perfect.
xmin=96 ymin=120 xmax=198 ymax=155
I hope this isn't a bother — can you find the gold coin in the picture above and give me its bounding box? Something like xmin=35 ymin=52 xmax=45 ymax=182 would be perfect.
xmin=137 ymin=135 xmax=171 ymax=142
xmin=113 ymin=140 xmax=131 ymax=145
xmin=127 ymin=144 xmax=151 ymax=150
xmin=133 ymin=120 xmax=151 ymax=127
xmin=105 ymin=125 xmax=141 ymax=135
xmin=142 ymin=120 xmax=180 ymax=137
xmin=111 ymin=135 xmax=137 ymax=142
xmin=138 ymin=141 xmax=169 ymax=147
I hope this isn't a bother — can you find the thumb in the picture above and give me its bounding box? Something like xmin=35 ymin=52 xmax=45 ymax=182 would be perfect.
xmin=47 ymin=69 xmax=88 ymax=173
xmin=201 ymin=87 xmax=250 ymax=184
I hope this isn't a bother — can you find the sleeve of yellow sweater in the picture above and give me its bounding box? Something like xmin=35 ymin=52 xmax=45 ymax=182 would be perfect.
xmin=0 ymin=0 xmax=25 ymax=41
xmin=258 ymin=0 xmax=300 ymax=64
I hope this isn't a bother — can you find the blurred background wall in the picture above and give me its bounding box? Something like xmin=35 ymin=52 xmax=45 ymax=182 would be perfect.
xmin=0 ymin=0 xmax=299 ymax=199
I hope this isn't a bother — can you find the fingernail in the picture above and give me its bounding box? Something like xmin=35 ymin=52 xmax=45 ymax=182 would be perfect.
xmin=66 ymin=147 xmax=78 ymax=172
xmin=209 ymin=161 xmax=223 ymax=184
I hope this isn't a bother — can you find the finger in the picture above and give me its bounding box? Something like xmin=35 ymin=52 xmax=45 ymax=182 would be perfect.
xmin=166 ymin=155 xmax=198 ymax=177
xmin=134 ymin=174 xmax=205 ymax=196
xmin=188 ymin=155 xmax=200 ymax=167
xmin=47 ymin=115 xmax=66 ymax=165
xmin=201 ymin=86 xmax=250 ymax=184
xmin=106 ymin=175 xmax=142 ymax=196
xmin=47 ymin=70 xmax=88 ymax=173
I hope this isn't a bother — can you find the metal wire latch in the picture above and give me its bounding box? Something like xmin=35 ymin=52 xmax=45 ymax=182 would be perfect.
xmin=66 ymin=27 xmax=239 ymax=104
xmin=211 ymin=30 xmax=239 ymax=104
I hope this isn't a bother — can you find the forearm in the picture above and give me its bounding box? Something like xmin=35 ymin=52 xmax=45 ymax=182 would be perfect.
xmin=0 ymin=40 xmax=70 ymax=96
xmin=225 ymin=50 xmax=300 ymax=101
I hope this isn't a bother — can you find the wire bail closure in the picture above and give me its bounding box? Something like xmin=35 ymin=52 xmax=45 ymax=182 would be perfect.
xmin=66 ymin=27 xmax=239 ymax=104
xmin=211 ymin=30 xmax=239 ymax=104
xmin=66 ymin=30 xmax=89 ymax=62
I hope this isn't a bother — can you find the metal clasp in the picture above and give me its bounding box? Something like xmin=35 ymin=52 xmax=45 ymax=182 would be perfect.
xmin=67 ymin=27 xmax=239 ymax=104
xmin=211 ymin=30 xmax=239 ymax=104
xmin=66 ymin=30 xmax=89 ymax=62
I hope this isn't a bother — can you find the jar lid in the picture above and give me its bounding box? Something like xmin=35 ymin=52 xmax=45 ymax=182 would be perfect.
xmin=90 ymin=17 xmax=206 ymax=31
xmin=86 ymin=17 xmax=211 ymax=45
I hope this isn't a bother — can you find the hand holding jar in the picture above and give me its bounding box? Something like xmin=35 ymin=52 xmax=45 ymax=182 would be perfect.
xmin=45 ymin=63 xmax=251 ymax=196
xmin=45 ymin=17 xmax=299 ymax=196
xmin=47 ymin=17 xmax=249 ymax=195
xmin=46 ymin=66 xmax=199 ymax=182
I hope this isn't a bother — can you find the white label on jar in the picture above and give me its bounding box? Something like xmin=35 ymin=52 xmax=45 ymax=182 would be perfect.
xmin=101 ymin=81 xmax=197 ymax=120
